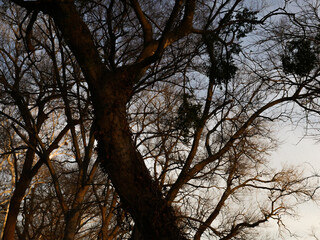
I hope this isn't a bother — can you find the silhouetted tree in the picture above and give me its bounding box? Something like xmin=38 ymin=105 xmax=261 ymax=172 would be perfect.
xmin=1 ymin=1 xmax=320 ymax=239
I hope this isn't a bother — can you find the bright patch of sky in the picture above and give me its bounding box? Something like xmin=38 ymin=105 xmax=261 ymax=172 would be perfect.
xmin=269 ymin=122 xmax=320 ymax=239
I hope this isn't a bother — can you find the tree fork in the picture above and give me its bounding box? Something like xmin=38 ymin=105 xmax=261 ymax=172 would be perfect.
xmin=37 ymin=2 xmax=186 ymax=239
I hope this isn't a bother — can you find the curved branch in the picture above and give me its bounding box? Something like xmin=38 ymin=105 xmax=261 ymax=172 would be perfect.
xmin=129 ymin=0 xmax=153 ymax=45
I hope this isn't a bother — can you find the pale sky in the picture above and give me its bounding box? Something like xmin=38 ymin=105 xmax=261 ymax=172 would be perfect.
xmin=269 ymin=123 xmax=320 ymax=239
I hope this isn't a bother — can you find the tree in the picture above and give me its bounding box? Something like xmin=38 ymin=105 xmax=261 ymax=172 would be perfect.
xmin=0 ymin=6 xmax=129 ymax=239
xmin=1 ymin=0 xmax=320 ymax=239
xmin=128 ymin=73 xmax=319 ymax=239
xmin=0 ymin=118 xmax=16 ymax=239
xmin=0 ymin=5 xmax=77 ymax=239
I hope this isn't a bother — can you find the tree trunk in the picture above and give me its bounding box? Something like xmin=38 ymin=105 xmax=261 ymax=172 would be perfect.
xmin=63 ymin=210 xmax=81 ymax=240
xmin=2 ymin=175 xmax=32 ymax=240
xmin=2 ymin=144 xmax=37 ymax=240
xmin=62 ymin=188 xmax=89 ymax=240
xmin=93 ymin=80 xmax=186 ymax=240
xmin=0 ymin=202 xmax=10 ymax=239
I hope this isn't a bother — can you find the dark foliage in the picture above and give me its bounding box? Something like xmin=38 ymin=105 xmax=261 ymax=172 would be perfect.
xmin=176 ymin=93 xmax=202 ymax=141
xmin=281 ymin=39 xmax=318 ymax=76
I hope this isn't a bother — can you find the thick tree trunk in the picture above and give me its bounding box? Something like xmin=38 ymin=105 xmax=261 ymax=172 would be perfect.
xmin=93 ymin=81 xmax=186 ymax=240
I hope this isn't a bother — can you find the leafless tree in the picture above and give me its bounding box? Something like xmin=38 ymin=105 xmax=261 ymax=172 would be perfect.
xmin=0 ymin=6 xmax=75 ymax=239
xmin=1 ymin=0 xmax=320 ymax=240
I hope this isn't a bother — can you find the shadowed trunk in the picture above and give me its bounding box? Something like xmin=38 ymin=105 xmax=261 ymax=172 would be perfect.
xmin=2 ymin=148 xmax=36 ymax=240
xmin=2 ymin=177 xmax=32 ymax=240
xmin=62 ymin=186 xmax=91 ymax=240
xmin=93 ymin=76 xmax=186 ymax=240
xmin=63 ymin=210 xmax=81 ymax=240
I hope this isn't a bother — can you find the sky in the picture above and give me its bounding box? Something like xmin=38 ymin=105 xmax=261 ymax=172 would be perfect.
xmin=245 ymin=0 xmax=320 ymax=238
xmin=268 ymin=124 xmax=320 ymax=239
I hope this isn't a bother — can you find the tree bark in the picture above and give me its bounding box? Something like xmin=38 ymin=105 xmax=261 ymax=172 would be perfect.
xmin=2 ymin=152 xmax=34 ymax=240
xmin=63 ymin=209 xmax=81 ymax=240
xmin=93 ymin=78 xmax=185 ymax=240
xmin=62 ymin=185 xmax=92 ymax=240
xmin=2 ymin=168 xmax=34 ymax=240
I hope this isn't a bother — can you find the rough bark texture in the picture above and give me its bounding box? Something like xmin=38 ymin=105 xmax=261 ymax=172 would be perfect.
xmin=94 ymin=86 xmax=185 ymax=240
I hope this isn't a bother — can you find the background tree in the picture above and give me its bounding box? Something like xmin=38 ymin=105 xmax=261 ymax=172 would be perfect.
xmin=0 ymin=5 xmax=128 ymax=240
xmin=0 ymin=13 xmax=64 ymax=239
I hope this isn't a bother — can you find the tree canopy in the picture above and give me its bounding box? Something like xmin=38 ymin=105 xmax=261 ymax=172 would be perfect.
xmin=1 ymin=0 xmax=320 ymax=240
